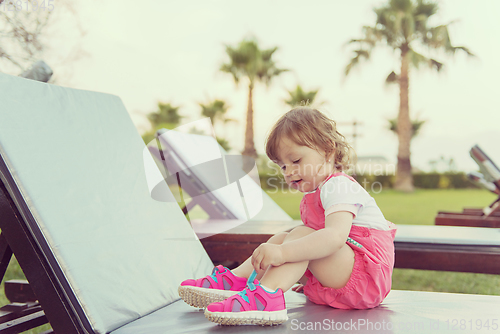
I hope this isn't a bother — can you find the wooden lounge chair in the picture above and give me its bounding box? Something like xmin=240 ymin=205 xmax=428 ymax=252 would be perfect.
xmin=435 ymin=145 xmax=500 ymax=228
xmin=1 ymin=73 xmax=499 ymax=333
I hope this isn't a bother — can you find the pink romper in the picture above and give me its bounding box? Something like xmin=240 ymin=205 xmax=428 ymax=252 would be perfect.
xmin=300 ymin=172 xmax=397 ymax=310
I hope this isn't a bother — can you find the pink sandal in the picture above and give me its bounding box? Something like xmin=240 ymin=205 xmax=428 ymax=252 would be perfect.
xmin=178 ymin=265 xmax=256 ymax=308
xmin=204 ymin=270 xmax=287 ymax=326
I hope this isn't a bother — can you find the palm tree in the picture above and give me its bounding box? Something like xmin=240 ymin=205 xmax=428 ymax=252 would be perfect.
xmin=220 ymin=38 xmax=287 ymax=159
xmin=147 ymin=102 xmax=183 ymax=127
xmin=284 ymin=85 xmax=322 ymax=107
xmin=142 ymin=102 xmax=184 ymax=144
xmin=345 ymin=0 xmax=474 ymax=192
xmin=199 ymin=99 xmax=238 ymax=151
xmin=199 ymin=99 xmax=233 ymax=126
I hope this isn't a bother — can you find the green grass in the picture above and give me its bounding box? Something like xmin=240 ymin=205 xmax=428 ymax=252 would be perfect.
xmin=265 ymin=188 xmax=500 ymax=296
xmin=2 ymin=189 xmax=498 ymax=333
xmin=266 ymin=188 xmax=498 ymax=225
xmin=371 ymin=189 xmax=498 ymax=226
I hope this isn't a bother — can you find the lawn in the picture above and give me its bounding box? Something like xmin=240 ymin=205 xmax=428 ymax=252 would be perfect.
xmin=267 ymin=188 xmax=498 ymax=225
xmin=266 ymin=188 xmax=500 ymax=296
xmin=1 ymin=189 xmax=498 ymax=333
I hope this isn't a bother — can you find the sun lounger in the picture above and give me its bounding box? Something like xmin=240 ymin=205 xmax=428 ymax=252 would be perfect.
xmin=436 ymin=146 xmax=500 ymax=228
xmin=0 ymin=73 xmax=213 ymax=333
xmin=146 ymin=124 xmax=291 ymax=229
xmin=1 ymin=73 xmax=499 ymax=333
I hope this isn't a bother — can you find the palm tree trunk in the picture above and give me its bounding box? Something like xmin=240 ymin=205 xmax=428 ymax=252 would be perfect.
xmin=394 ymin=45 xmax=414 ymax=192
xmin=241 ymin=82 xmax=258 ymax=160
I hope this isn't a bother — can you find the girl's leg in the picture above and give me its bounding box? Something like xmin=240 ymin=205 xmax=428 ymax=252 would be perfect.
xmin=259 ymin=226 xmax=355 ymax=292
xmin=231 ymin=231 xmax=288 ymax=280
xmin=308 ymin=243 xmax=355 ymax=289
xmin=259 ymin=226 xmax=315 ymax=292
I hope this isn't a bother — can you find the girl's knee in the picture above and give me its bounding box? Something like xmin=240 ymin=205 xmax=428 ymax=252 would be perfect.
xmin=266 ymin=231 xmax=288 ymax=244
xmin=284 ymin=225 xmax=315 ymax=242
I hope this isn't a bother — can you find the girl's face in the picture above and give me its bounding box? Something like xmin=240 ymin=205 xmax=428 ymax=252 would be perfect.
xmin=276 ymin=137 xmax=334 ymax=193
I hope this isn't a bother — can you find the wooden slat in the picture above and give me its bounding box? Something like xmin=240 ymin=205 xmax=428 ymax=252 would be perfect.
xmin=435 ymin=213 xmax=500 ymax=228
xmin=0 ymin=302 xmax=40 ymax=324
xmin=0 ymin=310 xmax=47 ymax=334
xmin=5 ymin=280 xmax=37 ymax=303
xmin=440 ymin=208 xmax=500 ymax=217
xmin=462 ymin=208 xmax=500 ymax=216
xmin=439 ymin=210 xmax=483 ymax=216
xmin=394 ymin=242 xmax=500 ymax=274
xmin=0 ymin=234 xmax=12 ymax=282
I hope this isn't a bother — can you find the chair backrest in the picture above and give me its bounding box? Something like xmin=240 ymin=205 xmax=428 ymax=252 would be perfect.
xmin=470 ymin=145 xmax=500 ymax=190
xmin=147 ymin=124 xmax=292 ymax=228
xmin=0 ymin=73 xmax=213 ymax=333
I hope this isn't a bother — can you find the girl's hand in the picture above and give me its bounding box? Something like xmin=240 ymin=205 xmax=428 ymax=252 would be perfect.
xmin=292 ymin=283 xmax=304 ymax=293
xmin=251 ymin=243 xmax=285 ymax=273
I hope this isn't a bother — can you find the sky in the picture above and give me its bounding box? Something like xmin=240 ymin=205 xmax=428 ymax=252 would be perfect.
xmin=40 ymin=0 xmax=500 ymax=173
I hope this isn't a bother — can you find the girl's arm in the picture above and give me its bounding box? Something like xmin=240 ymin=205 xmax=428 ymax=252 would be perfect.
xmin=251 ymin=211 xmax=353 ymax=271
xmin=281 ymin=211 xmax=353 ymax=263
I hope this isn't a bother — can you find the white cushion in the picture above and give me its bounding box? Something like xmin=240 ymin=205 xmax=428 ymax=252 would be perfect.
xmin=0 ymin=73 xmax=213 ymax=333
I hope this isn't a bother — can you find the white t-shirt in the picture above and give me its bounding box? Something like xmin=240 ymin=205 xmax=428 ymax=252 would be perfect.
xmin=305 ymin=175 xmax=389 ymax=231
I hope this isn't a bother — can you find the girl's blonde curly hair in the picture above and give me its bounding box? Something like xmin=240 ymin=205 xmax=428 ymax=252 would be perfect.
xmin=265 ymin=107 xmax=356 ymax=172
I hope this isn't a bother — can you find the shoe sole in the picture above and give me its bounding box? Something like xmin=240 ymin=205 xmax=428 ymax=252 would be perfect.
xmin=178 ymin=285 xmax=239 ymax=309
xmin=204 ymin=309 xmax=288 ymax=326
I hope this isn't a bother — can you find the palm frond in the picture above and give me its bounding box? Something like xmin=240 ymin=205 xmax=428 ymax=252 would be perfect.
xmin=408 ymin=48 xmax=427 ymax=68
xmin=402 ymin=12 xmax=415 ymax=41
xmin=346 ymin=38 xmax=366 ymax=45
xmin=284 ymin=84 xmax=320 ymax=107
xmin=199 ymin=99 xmax=230 ymax=124
xmin=429 ymin=58 xmax=443 ymax=71
xmin=424 ymin=24 xmax=451 ymax=49
xmin=390 ymin=0 xmax=413 ymax=12
xmin=414 ymin=0 xmax=438 ymax=18
xmin=220 ymin=38 xmax=286 ymax=88
xmin=223 ymin=118 xmax=239 ymax=124
xmin=423 ymin=23 xmax=475 ymax=58
xmin=261 ymin=47 xmax=278 ymax=62
xmin=451 ymin=46 xmax=475 ymax=57
xmin=408 ymin=48 xmax=443 ymax=71
xmin=220 ymin=63 xmax=240 ymax=84
xmin=147 ymin=102 xmax=183 ymax=127
xmin=388 ymin=115 xmax=426 ymax=138
xmin=344 ymin=49 xmax=371 ymax=76
xmin=374 ymin=7 xmax=403 ymax=47
xmin=385 ymin=71 xmax=399 ymax=84
xmin=412 ymin=118 xmax=426 ymax=137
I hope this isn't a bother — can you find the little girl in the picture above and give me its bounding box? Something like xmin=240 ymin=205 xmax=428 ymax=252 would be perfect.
xmin=178 ymin=107 xmax=397 ymax=326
